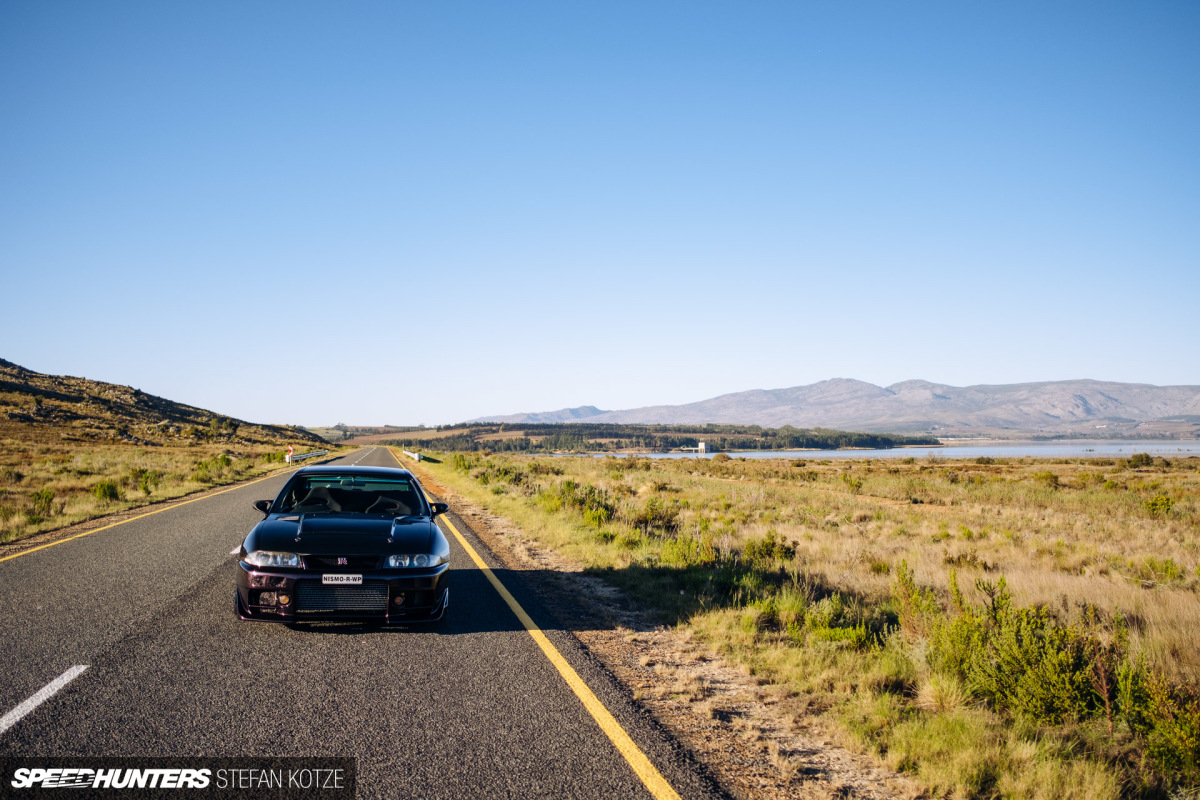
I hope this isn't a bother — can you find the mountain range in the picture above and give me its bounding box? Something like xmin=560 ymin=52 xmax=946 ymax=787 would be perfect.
xmin=469 ymin=379 xmax=1200 ymax=438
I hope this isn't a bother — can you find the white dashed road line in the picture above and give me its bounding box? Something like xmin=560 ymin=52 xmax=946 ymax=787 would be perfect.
xmin=0 ymin=666 xmax=89 ymax=737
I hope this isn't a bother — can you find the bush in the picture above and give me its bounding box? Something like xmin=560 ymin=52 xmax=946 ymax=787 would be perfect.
xmin=659 ymin=534 xmax=717 ymax=568
xmin=1032 ymin=471 xmax=1061 ymax=489
xmin=1145 ymin=494 xmax=1174 ymax=517
xmin=1132 ymin=556 xmax=1183 ymax=583
xmin=1142 ymin=675 xmax=1200 ymax=783
xmin=892 ymin=561 xmax=942 ymax=638
xmin=472 ymin=462 xmax=525 ymax=487
xmin=191 ymin=453 xmax=237 ymax=483
xmin=126 ymin=467 xmax=161 ymax=496
xmin=1128 ymin=453 xmax=1154 ymax=469
xmin=743 ymin=529 xmax=796 ymax=564
xmin=842 ymin=472 xmax=864 ymax=494
xmin=912 ymin=572 xmax=1151 ymax=730
xmin=536 ymin=480 xmax=616 ymax=530
xmin=626 ymin=496 xmax=681 ymax=534
xmin=92 ymin=481 xmax=121 ymax=502
xmin=28 ymin=488 xmax=56 ymax=518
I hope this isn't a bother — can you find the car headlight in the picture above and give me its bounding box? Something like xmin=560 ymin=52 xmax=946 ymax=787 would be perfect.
xmin=386 ymin=553 xmax=446 ymax=568
xmin=244 ymin=551 xmax=302 ymax=568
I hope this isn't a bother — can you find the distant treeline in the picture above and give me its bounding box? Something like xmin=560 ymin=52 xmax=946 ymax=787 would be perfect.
xmin=381 ymin=423 xmax=938 ymax=454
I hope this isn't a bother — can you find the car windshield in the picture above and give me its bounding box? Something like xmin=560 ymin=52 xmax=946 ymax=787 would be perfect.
xmin=277 ymin=475 xmax=426 ymax=516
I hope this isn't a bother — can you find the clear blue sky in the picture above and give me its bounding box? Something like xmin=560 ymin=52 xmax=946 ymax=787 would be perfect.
xmin=2 ymin=1 xmax=1197 ymax=426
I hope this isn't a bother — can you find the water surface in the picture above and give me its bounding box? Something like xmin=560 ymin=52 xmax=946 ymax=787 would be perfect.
xmin=609 ymin=440 xmax=1200 ymax=460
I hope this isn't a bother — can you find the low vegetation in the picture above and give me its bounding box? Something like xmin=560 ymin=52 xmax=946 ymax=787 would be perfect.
xmin=0 ymin=357 xmax=323 ymax=448
xmin=413 ymin=449 xmax=1200 ymax=797
xmin=0 ymin=441 xmax=322 ymax=546
xmin=0 ymin=357 xmax=331 ymax=546
xmin=379 ymin=421 xmax=938 ymax=453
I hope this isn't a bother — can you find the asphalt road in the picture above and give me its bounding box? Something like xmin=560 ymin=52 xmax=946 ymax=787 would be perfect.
xmin=0 ymin=447 xmax=723 ymax=799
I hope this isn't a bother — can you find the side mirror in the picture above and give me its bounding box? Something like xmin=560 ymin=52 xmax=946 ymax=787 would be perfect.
xmin=254 ymin=500 xmax=272 ymax=517
xmin=430 ymin=502 xmax=449 ymax=517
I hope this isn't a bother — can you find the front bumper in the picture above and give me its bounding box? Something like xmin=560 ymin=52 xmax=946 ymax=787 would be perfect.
xmin=236 ymin=561 xmax=448 ymax=623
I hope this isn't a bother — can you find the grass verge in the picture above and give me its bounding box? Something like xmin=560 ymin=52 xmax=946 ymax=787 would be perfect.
xmin=0 ymin=440 xmax=341 ymax=546
xmin=406 ymin=449 xmax=1200 ymax=798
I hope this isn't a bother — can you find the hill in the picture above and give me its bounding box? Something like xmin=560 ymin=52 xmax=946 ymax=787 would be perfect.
xmin=467 ymin=405 xmax=608 ymax=425
xmin=0 ymin=358 xmax=324 ymax=446
xmin=471 ymin=379 xmax=1200 ymax=438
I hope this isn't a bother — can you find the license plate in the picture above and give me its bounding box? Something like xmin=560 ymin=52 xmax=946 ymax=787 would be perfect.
xmin=322 ymin=574 xmax=362 ymax=585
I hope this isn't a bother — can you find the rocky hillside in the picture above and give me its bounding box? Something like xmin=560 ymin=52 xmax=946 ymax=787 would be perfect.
xmin=0 ymin=358 xmax=325 ymax=446
xmin=473 ymin=379 xmax=1200 ymax=438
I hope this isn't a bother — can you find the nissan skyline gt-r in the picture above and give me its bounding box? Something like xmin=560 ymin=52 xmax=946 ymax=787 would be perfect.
xmin=235 ymin=466 xmax=450 ymax=624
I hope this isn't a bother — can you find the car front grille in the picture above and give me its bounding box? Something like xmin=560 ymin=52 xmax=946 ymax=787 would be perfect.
xmin=295 ymin=580 xmax=389 ymax=614
xmin=304 ymin=555 xmax=380 ymax=570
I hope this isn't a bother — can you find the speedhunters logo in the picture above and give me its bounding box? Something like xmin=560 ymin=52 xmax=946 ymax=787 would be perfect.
xmin=11 ymin=768 xmax=211 ymax=789
xmin=2 ymin=759 xmax=354 ymax=798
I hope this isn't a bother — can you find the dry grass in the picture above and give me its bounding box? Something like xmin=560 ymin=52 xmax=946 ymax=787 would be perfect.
xmin=413 ymin=449 xmax=1200 ymax=797
xmin=0 ymin=439 xmax=324 ymax=545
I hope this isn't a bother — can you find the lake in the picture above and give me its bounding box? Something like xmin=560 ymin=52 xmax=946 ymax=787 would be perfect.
xmin=612 ymin=440 xmax=1200 ymax=461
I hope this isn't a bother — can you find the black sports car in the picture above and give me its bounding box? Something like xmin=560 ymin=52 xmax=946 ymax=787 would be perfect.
xmin=235 ymin=466 xmax=450 ymax=624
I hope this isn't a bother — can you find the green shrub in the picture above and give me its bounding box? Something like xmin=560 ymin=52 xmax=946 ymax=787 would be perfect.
xmin=536 ymin=480 xmax=616 ymax=530
xmin=1145 ymin=494 xmax=1174 ymax=517
xmin=92 ymin=481 xmax=121 ymax=502
xmin=1132 ymin=556 xmax=1183 ymax=584
xmin=1128 ymin=453 xmax=1154 ymax=469
xmin=842 ymin=472 xmax=864 ymax=493
xmin=28 ymin=488 xmax=56 ymax=518
xmin=1142 ymin=674 xmax=1200 ymax=784
xmin=1033 ymin=471 xmax=1060 ymax=489
xmin=743 ymin=529 xmax=795 ymax=564
xmin=892 ymin=560 xmax=942 ymax=638
xmin=917 ymin=573 xmax=1148 ymax=729
xmin=627 ymin=496 xmax=680 ymax=534
xmin=138 ymin=471 xmax=160 ymax=495
xmin=125 ymin=467 xmax=162 ymax=496
xmin=473 ymin=462 xmax=525 ymax=487
xmin=660 ymin=534 xmax=717 ymax=568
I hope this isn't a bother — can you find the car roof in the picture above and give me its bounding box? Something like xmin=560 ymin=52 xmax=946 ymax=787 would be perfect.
xmin=295 ymin=465 xmax=416 ymax=479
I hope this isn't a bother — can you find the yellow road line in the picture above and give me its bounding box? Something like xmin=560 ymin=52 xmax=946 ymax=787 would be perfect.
xmin=389 ymin=447 xmax=682 ymax=800
xmin=0 ymin=469 xmax=295 ymax=565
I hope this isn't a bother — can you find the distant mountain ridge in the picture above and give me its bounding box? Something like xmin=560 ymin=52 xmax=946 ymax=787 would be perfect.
xmin=470 ymin=379 xmax=1200 ymax=437
xmin=467 ymin=405 xmax=609 ymax=425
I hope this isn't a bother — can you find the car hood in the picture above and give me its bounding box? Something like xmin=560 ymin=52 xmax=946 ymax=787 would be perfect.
xmin=251 ymin=514 xmax=435 ymax=555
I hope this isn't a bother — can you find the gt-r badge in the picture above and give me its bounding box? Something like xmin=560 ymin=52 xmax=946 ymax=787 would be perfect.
xmin=337 ymin=557 xmax=348 ymax=565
